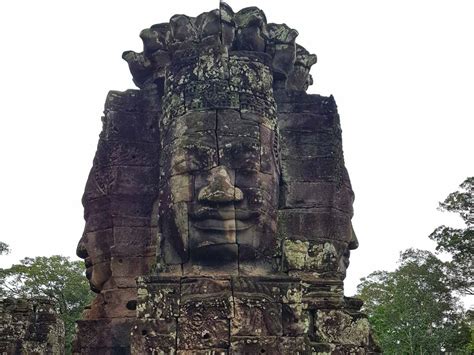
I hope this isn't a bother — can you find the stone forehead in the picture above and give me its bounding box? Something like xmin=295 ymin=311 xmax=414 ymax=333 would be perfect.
xmin=161 ymin=50 xmax=278 ymax=129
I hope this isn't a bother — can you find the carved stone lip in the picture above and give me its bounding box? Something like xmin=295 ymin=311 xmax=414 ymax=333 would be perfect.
xmin=189 ymin=207 xmax=258 ymax=221
xmin=85 ymin=267 xmax=92 ymax=281
xmin=192 ymin=218 xmax=253 ymax=231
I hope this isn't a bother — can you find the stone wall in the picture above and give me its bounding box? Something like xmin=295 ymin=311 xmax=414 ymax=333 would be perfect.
xmin=0 ymin=298 xmax=64 ymax=354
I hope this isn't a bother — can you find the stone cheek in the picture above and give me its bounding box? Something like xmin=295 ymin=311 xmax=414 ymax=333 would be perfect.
xmin=282 ymin=239 xmax=343 ymax=275
xmin=283 ymin=239 xmax=308 ymax=270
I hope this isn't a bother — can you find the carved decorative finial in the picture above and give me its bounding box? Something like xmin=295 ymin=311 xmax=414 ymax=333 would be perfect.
xmin=122 ymin=3 xmax=317 ymax=91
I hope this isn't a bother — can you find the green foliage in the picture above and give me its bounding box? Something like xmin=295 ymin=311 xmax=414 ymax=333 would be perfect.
xmin=357 ymin=249 xmax=471 ymax=354
xmin=429 ymin=176 xmax=473 ymax=295
xmin=0 ymin=255 xmax=94 ymax=353
xmin=0 ymin=242 xmax=9 ymax=255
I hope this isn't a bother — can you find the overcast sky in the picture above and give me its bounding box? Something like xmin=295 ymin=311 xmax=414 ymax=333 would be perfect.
xmin=0 ymin=0 xmax=472 ymax=303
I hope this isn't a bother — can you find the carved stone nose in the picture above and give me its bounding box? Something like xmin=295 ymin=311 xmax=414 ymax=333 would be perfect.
xmin=198 ymin=166 xmax=243 ymax=203
xmin=348 ymin=224 xmax=359 ymax=250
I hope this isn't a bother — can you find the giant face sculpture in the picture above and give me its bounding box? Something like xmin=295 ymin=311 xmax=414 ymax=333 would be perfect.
xmin=155 ymin=45 xmax=281 ymax=275
xmin=160 ymin=109 xmax=280 ymax=274
xmin=78 ymin=4 xmax=361 ymax=292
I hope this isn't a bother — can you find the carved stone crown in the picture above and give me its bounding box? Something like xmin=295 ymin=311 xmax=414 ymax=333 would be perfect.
xmin=123 ymin=2 xmax=317 ymax=92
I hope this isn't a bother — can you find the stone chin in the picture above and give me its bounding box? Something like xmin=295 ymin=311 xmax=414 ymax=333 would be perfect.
xmin=77 ymin=240 xmax=111 ymax=293
xmin=85 ymin=262 xmax=111 ymax=293
xmin=187 ymin=202 xmax=261 ymax=264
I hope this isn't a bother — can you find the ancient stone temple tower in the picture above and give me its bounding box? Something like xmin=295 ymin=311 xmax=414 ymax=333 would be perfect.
xmin=74 ymin=3 xmax=380 ymax=354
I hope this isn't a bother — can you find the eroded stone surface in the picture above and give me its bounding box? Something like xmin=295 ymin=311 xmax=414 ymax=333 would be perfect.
xmin=0 ymin=298 xmax=64 ymax=354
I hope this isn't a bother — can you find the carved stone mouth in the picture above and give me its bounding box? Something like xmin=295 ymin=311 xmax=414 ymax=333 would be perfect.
xmin=189 ymin=207 xmax=258 ymax=221
xmin=84 ymin=258 xmax=93 ymax=281
xmin=192 ymin=219 xmax=253 ymax=231
xmin=85 ymin=267 xmax=92 ymax=281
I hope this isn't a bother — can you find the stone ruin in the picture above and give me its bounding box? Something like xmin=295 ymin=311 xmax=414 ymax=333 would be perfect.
xmin=74 ymin=3 xmax=381 ymax=354
xmin=0 ymin=297 xmax=64 ymax=354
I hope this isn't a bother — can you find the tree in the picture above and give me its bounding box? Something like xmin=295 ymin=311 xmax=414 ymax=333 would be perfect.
xmin=0 ymin=255 xmax=94 ymax=353
xmin=429 ymin=176 xmax=473 ymax=295
xmin=0 ymin=241 xmax=9 ymax=255
xmin=357 ymin=249 xmax=471 ymax=354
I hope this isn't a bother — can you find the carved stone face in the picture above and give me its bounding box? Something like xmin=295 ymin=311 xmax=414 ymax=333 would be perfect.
xmin=159 ymin=109 xmax=279 ymax=273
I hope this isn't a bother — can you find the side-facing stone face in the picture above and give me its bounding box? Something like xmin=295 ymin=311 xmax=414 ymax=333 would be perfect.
xmin=74 ymin=89 xmax=161 ymax=352
xmin=0 ymin=298 xmax=65 ymax=354
xmin=76 ymin=2 xmax=380 ymax=354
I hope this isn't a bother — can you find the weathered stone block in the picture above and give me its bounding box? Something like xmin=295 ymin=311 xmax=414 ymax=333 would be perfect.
xmin=136 ymin=276 xmax=180 ymax=320
xmin=95 ymin=140 xmax=160 ymax=168
xmin=217 ymin=109 xmax=259 ymax=140
xmin=315 ymin=310 xmax=370 ymax=347
xmin=184 ymin=244 xmax=239 ymax=276
xmin=110 ymin=194 xmax=156 ymax=219
xmin=280 ymin=181 xmax=353 ymax=212
xmin=100 ymin=288 xmax=137 ymax=319
xmin=282 ymin=239 xmax=343 ymax=273
xmin=0 ymin=298 xmax=64 ymax=355
xmin=103 ymin=110 xmax=158 ymax=143
xmin=131 ymin=333 xmax=176 ymax=354
xmin=161 ymin=131 xmax=218 ymax=175
xmin=177 ymin=350 xmax=227 ymax=355
xmin=74 ymin=318 xmax=134 ymax=351
xmin=302 ymin=280 xmax=345 ymax=309
xmin=112 ymin=226 xmax=155 ymax=256
xmin=104 ymin=90 xmax=143 ymax=113
xmin=231 ymin=297 xmax=282 ymax=336
xmin=282 ymin=303 xmax=309 ymax=336
xmin=164 ymin=111 xmax=216 ymax=144
xmin=108 ymin=166 xmax=159 ymax=196
xmin=177 ymin=317 xmax=229 ymax=350
xmin=218 ymin=136 xmax=260 ymax=171
xmin=277 ymin=112 xmax=338 ymax=132
xmin=80 ymin=229 xmax=113 ymax=261
xmin=232 ymin=276 xmax=302 ymax=304
xmin=176 ymin=278 xmax=233 ymax=350
xmin=277 ymin=209 xmax=352 ymax=242
xmin=230 ymin=336 xmax=309 ymax=354
xmin=110 ymin=255 xmax=154 ymax=278
xmin=280 ymin=157 xmax=338 ymax=182
xmin=83 ymin=197 xmax=113 ymax=233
